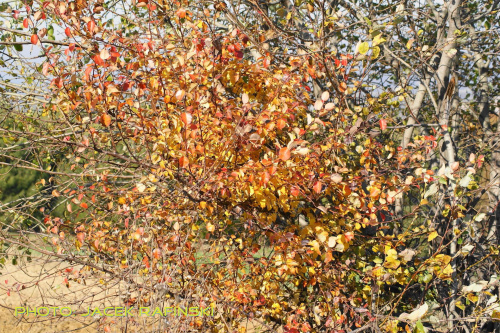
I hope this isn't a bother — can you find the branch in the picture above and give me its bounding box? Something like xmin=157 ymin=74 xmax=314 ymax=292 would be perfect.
xmin=388 ymin=123 xmax=440 ymax=129
xmin=0 ymin=27 xmax=70 ymax=46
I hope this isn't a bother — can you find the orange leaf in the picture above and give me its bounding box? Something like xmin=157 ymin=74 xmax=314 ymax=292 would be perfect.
xmin=30 ymin=34 xmax=38 ymax=45
xmin=181 ymin=112 xmax=192 ymax=125
xmin=279 ymin=147 xmax=291 ymax=161
xmin=263 ymin=58 xmax=270 ymax=68
xmin=65 ymin=27 xmax=71 ymax=37
xmin=313 ymin=181 xmax=322 ymax=194
xmin=76 ymin=233 xmax=85 ymax=243
xmin=260 ymin=171 xmax=270 ymax=185
xmin=379 ymin=119 xmax=387 ymax=130
xmin=277 ymin=119 xmax=286 ymax=130
xmin=179 ymin=156 xmax=189 ymax=168
xmin=176 ymin=8 xmax=186 ymax=18
xmin=175 ymin=89 xmax=186 ymax=101
xmin=291 ymin=186 xmax=300 ymax=196
xmin=87 ymin=20 xmax=96 ymax=33
xmin=80 ymin=202 xmax=88 ymax=209
xmin=152 ymin=248 xmax=161 ymax=259
xmin=101 ymin=114 xmax=111 ymax=127
xmin=94 ymin=54 xmax=104 ymax=66
xmin=325 ymin=251 xmax=333 ymax=264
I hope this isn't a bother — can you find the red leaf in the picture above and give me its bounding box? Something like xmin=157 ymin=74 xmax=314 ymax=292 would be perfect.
xmin=379 ymin=119 xmax=387 ymax=130
xmin=291 ymin=186 xmax=300 ymax=196
xmin=30 ymin=34 xmax=38 ymax=45
xmin=80 ymin=202 xmax=88 ymax=209
xmin=279 ymin=147 xmax=291 ymax=161
xmin=65 ymin=27 xmax=71 ymax=37
xmin=478 ymin=155 xmax=484 ymax=168
xmin=23 ymin=18 xmax=29 ymax=28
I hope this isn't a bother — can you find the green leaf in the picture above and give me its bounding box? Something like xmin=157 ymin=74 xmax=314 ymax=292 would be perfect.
xmin=413 ymin=320 xmax=425 ymax=333
xmin=14 ymin=44 xmax=23 ymax=52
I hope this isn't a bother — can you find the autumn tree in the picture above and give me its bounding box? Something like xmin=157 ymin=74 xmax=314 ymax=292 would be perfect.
xmin=0 ymin=0 xmax=499 ymax=332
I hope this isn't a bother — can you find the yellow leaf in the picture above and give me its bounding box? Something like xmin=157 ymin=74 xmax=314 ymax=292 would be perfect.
xmin=456 ymin=301 xmax=465 ymax=311
xmin=358 ymin=42 xmax=370 ymax=55
xmin=406 ymin=39 xmax=415 ymax=49
xmin=467 ymin=293 xmax=478 ymax=303
xmin=309 ymin=240 xmax=321 ymax=254
xmin=372 ymin=34 xmax=386 ymax=46
xmin=428 ymin=231 xmax=438 ymax=242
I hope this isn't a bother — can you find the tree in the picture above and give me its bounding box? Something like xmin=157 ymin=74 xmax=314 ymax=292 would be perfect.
xmin=0 ymin=0 xmax=499 ymax=332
